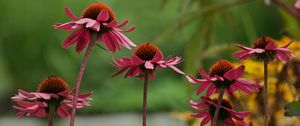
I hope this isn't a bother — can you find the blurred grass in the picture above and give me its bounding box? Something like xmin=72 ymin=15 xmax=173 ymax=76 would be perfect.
xmin=0 ymin=0 xmax=299 ymax=116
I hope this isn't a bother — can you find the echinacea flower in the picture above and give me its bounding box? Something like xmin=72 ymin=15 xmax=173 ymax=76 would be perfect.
xmin=190 ymin=97 xmax=250 ymax=126
xmin=187 ymin=60 xmax=261 ymax=96
xmin=233 ymin=37 xmax=293 ymax=62
xmin=54 ymin=2 xmax=136 ymax=53
xmin=295 ymin=0 xmax=300 ymax=9
xmin=11 ymin=76 xmax=92 ymax=118
xmin=113 ymin=42 xmax=184 ymax=79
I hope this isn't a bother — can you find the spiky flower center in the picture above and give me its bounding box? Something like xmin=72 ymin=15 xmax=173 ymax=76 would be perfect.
xmin=253 ymin=37 xmax=273 ymax=49
xmin=209 ymin=60 xmax=234 ymax=76
xmin=83 ymin=2 xmax=115 ymax=21
xmin=37 ymin=76 xmax=69 ymax=94
xmin=208 ymin=99 xmax=233 ymax=121
xmin=134 ymin=42 xmax=162 ymax=61
xmin=253 ymin=37 xmax=276 ymax=61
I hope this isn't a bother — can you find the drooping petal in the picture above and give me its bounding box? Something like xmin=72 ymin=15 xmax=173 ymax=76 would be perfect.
xmin=76 ymin=29 xmax=91 ymax=53
xmin=200 ymin=115 xmax=211 ymax=126
xmin=62 ymin=29 xmax=84 ymax=48
xmin=64 ymin=7 xmax=79 ymax=20
xmin=101 ymin=33 xmax=117 ymax=52
xmin=197 ymin=83 xmax=210 ymax=95
xmin=57 ymin=106 xmax=71 ymax=118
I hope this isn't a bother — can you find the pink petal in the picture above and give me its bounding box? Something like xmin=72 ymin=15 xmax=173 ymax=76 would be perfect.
xmin=112 ymin=67 xmax=130 ymax=77
xmin=64 ymin=7 xmax=79 ymax=20
xmin=62 ymin=29 xmax=84 ymax=48
xmin=152 ymin=52 xmax=163 ymax=62
xmin=234 ymin=65 xmax=245 ymax=78
xmin=97 ymin=9 xmax=109 ymax=21
xmin=101 ymin=33 xmax=117 ymax=52
xmin=236 ymin=44 xmax=252 ymax=50
xmin=281 ymin=40 xmax=293 ymax=48
xmin=295 ymin=0 xmax=300 ymax=9
xmin=265 ymin=41 xmax=277 ymax=50
xmin=145 ymin=61 xmax=154 ymax=69
xmin=197 ymin=83 xmax=209 ymax=95
xmin=200 ymin=115 xmax=211 ymax=126
xmin=53 ymin=22 xmax=77 ymax=31
xmin=111 ymin=29 xmax=136 ymax=47
xmin=57 ymin=106 xmax=70 ymax=118
xmin=198 ymin=68 xmax=210 ymax=80
xmin=224 ymin=69 xmax=235 ymax=80
xmin=169 ymin=66 xmax=185 ymax=74
xmin=206 ymin=85 xmax=215 ymax=96
xmin=103 ymin=20 xmax=118 ymax=28
xmin=35 ymin=108 xmax=46 ymax=118
xmin=117 ymin=26 xmax=136 ymax=32
xmin=116 ymin=20 xmax=129 ymax=28
xmin=76 ymin=29 xmax=91 ymax=53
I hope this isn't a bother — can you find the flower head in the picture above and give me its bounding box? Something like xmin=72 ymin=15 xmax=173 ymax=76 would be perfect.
xmin=186 ymin=60 xmax=261 ymax=96
xmin=54 ymin=2 xmax=136 ymax=53
xmin=233 ymin=37 xmax=293 ymax=62
xmin=113 ymin=42 xmax=184 ymax=79
xmin=190 ymin=97 xmax=251 ymax=126
xmin=11 ymin=76 xmax=92 ymax=118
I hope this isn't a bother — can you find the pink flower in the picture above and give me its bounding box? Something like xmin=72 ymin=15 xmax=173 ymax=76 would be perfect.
xmin=233 ymin=37 xmax=293 ymax=61
xmin=186 ymin=60 xmax=261 ymax=96
xmin=190 ymin=97 xmax=251 ymax=126
xmin=54 ymin=2 xmax=136 ymax=53
xmin=11 ymin=76 xmax=92 ymax=118
xmin=113 ymin=42 xmax=184 ymax=79
xmin=295 ymin=0 xmax=300 ymax=9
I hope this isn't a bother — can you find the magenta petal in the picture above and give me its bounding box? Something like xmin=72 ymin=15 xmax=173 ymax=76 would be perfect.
xmin=198 ymin=68 xmax=209 ymax=80
xmin=76 ymin=29 xmax=91 ymax=53
xmin=35 ymin=108 xmax=46 ymax=118
xmin=281 ymin=40 xmax=293 ymax=48
xmin=101 ymin=33 xmax=117 ymax=53
xmin=265 ymin=41 xmax=277 ymax=50
xmin=152 ymin=52 xmax=163 ymax=62
xmin=112 ymin=29 xmax=136 ymax=47
xmin=112 ymin=67 xmax=130 ymax=77
xmin=57 ymin=106 xmax=70 ymax=118
xmin=206 ymin=85 xmax=215 ymax=96
xmin=64 ymin=7 xmax=79 ymax=20
xmin=200 ymin=115 xmax=210 ymax=126
xmin=197 ymin=83 xmax=209 ymax=95
xmin=97 ymin=9 xmax=109 ymax=21
xmin=62 ymin=29 xmax=83 ymax=48
xmin=116 ymin=20 xmax=129 ymax=28
xmin=234 ymin=65 xmax=245 ymax=78
xmin=104 ymin=20 xmax=118 ymax=28
xmin=224 ymin=69 xmax=235 ymax=80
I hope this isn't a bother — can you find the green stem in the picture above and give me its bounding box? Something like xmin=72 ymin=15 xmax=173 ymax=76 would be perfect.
xmin=211 ymin=87 xmax=225 ymax=126
xmin=48 ymin=103 xmax=55 ymax=126
xmin=264 ymin=60 xmax=269 ymax=126
xmin=143 ymin=72 xmax=149 ymax=126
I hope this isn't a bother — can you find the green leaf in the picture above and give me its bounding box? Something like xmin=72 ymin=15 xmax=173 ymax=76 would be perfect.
xmin=285 ymin=100 xmax=300 ymax=116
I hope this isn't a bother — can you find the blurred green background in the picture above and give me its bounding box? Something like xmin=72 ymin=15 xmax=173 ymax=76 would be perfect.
xmin=0 ymin=0 xmax=299 ymax=120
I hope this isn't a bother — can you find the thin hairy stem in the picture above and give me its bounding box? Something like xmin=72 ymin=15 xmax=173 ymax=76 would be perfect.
xmin=211 ymin=87 xmax=225 ymax=126
xmin=263 ymin=60 xmax=269 ymax=126
xmin=143 ymin=72 xmax=149 ymax=126
xmin=48 ymin=103 xmax=55 ymax=126
xmin=70 ymin=36 xmax=96 ymax=126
